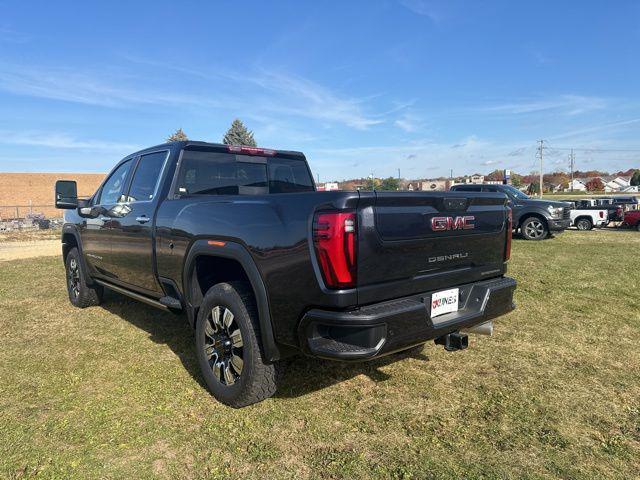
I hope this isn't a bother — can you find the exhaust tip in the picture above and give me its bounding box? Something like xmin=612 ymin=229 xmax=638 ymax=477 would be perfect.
xmin=434 ymin=332 xmax=468 ymax=352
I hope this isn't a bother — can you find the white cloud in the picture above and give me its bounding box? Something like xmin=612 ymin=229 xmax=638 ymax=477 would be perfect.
xmin=0 ymin=26 xmax=30 ymax=44
xmin=548 ymin=118 xmax=640 ymax=141
xmin=398 ymin=0 xmax=442 ymax=21
xmin=480 ymin=95 xmax=608 ymax=116
xmin=394 ymin=112 xmax=423 ymax=132
xmin=0 ymin=61 xmax=384 ymax=130
xmin=0 ymin=131 xmax=140 ymax=151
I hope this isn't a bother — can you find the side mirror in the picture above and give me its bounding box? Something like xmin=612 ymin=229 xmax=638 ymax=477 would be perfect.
xmin=55 ymin=180 xmax=78 ymax=209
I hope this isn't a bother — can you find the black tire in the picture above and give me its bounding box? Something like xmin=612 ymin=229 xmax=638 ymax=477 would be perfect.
xmin=520 ymin=217 xmax=548 ymax=241
xmin=65 ymin=247 xmax=103 ymax=308
xmin=195 ymin=282 xmax=281 ymax=408
xmin=636 ymin=224 xmax=640 ymax=232
xmin=576 ymin=218 xmax=593 ymax=231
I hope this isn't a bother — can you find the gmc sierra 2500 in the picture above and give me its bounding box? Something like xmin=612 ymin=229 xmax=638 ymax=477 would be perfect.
xmin=55 ymin=141 xmax=517 ymax=407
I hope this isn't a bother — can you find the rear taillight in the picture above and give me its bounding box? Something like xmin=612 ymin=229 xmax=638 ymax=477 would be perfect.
xmin=505 ymin=207 xmax=512 ymax=261
xmin=313 ymin=211 xmax=357 ymax=289
xmin=599 ymin=211 xmax=604 ymax=218
xmin=227 ymin=145 xmax=276 ymax=156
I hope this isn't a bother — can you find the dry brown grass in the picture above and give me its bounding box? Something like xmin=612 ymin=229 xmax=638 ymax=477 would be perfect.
xmin=0 ymin=230 xmax=639 ymax=479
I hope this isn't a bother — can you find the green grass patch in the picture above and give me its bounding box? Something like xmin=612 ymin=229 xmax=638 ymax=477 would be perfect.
xmin=1 ymin=230 xmax=639 ymax=479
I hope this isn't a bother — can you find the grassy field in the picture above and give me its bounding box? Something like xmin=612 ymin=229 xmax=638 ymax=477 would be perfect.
xmin=1 ymin=231 xmax=639 ymax=479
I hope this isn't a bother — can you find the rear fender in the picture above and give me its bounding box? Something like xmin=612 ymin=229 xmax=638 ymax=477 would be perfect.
xmin=182 ymin=239 xmax=281 ymax=362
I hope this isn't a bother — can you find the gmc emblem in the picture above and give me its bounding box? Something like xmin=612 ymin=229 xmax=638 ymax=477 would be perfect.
xmin=431 ymin=216 xmax=475 ymax=231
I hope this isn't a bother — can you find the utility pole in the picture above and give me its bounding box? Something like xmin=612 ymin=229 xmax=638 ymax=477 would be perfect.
xmin=316 ymin=173 xmax=320 ymax=185
xmin=537 ymin=140 xmax=544 ymax=198
xmin=397 ymin=168 xmax=400 ymax=180
xmin=569 ymin=148 xmax=575 ymax=192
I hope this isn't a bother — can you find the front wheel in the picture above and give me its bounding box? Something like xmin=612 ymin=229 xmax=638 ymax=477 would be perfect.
xmin=195 ymin=282 xmax=281 ymax=408
xmin=576 ymin=218 xmax=593 ymax=231
xmin=521 ymin=217 xmax=548 ymax=240
xmin=65 ymin=247 xmax=103 ymax=308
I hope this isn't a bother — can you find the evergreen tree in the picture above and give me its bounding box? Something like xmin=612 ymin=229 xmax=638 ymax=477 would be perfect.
xmin=166 ymin=128 xmax=188 ymax=142
xmin=222 ymin=119 xmax=257 ymax=147
xmin=631 ymin=170 xmax=640 ymax=186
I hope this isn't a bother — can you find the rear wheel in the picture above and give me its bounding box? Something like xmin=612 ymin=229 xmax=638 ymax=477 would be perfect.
xmin=576 ymin=218 xmax=593 ymax=231
xmin=195 ymin=282 xmax=281 ymax=408
xmin=521 ymin=217 xmax=548 ymax=240
xmin=636 ymin=223 xmax=640 ymax=232
xmin=65 ymin=247 xmax=103 ymax=308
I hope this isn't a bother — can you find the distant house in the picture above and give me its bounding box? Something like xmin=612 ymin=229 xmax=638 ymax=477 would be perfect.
xmin=420 ymin=180 xmax=449 ymax=191
xmin=600 ymin=176 xmax=630 ymax=192
xmin=467 ymin=174 xmax=485 ymax=184
xmin=568 ymin=179 xmax=587 ymax=191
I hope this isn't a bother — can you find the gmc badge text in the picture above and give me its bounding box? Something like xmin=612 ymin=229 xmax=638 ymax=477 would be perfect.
xmin=55 ymin=141 xmax=517 ymax=408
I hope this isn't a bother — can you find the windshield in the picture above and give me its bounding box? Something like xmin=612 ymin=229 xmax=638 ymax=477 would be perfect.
xmin=502 ymin=185 xmax=529 ymax=200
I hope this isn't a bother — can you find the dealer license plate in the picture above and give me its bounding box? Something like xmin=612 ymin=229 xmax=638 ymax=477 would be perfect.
xmin=430 ymin=288 xmax=459 ymax=318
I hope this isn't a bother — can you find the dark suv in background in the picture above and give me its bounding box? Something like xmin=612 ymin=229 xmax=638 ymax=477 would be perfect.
xmin=450 ymin=184 xmax=571 ymax=240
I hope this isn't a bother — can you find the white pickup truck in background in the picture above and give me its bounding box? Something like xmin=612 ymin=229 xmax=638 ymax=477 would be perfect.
xmin=568 ymin=205 xmax=609 ymax=230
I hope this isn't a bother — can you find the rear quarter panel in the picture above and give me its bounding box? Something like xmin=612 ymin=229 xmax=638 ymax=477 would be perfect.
xmin=155 ymin=191 xmax=359 ymax=347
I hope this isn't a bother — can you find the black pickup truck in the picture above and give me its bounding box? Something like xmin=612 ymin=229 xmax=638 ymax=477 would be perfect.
xmin=55 ymin=141 xmax=516 ymax=407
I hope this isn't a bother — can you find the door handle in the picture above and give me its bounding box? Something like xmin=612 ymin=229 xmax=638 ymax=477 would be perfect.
xmin=136 ymin=216 xmax=150 ymax=224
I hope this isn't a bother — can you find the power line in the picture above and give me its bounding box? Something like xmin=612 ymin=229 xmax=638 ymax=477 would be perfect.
xmin=547 ymin=146 xmax=640 ymax=153
xmin=569 ymin=149 xmax=575 ymax=192
xmin=537 ymin=140 xmax=544 ymax=198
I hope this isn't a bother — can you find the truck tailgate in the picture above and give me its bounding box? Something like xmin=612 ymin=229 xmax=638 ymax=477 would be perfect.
xmin=357 ymin=191 xmax=509 ymax=305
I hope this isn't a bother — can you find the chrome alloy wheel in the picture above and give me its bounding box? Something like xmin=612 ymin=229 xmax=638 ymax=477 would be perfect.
xmin=203 ymin=306 xmax=244 ymax=386
xmin=68 ymin=258 xmax=81 ymax=298
xmin=524 ymin=220 xmax=545 ymax=239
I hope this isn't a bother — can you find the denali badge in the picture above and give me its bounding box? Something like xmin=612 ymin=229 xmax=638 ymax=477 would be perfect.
xmin=431 ymin=215 xmax=475 ymax=231
xmin=428 ymin=252 xmax=469 ymax=263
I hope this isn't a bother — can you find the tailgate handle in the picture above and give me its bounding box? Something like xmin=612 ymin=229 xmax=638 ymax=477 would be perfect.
xmin=444 ymin=198 xmax=468 ymax=210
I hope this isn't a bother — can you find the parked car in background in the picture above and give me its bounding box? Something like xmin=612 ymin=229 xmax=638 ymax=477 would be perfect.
xmin=450 ymin=183 xmax=571 ymax=240
xmin=622 ymin=210 xmax=640 ymax=231
xmin=564 ymin=199 xmax=623 ymax=222
xmin=55 ymin=141 xmax=517 ymax=407
xmin=568 ymin=206 xmax=609 ymax=230
xmin=598 ymin=195 xmax=640 ymax=210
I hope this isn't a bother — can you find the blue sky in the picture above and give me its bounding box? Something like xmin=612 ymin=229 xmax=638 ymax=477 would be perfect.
xmin=0 ymin=0 xmax=639 ymax=180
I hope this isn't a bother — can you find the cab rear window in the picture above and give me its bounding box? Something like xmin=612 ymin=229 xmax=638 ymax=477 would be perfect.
xmin=175 ymin=151 xmax=313 ymax=195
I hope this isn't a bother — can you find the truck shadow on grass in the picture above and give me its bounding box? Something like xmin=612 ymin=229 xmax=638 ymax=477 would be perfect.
xmin=100 ymin=290 xmax=431 ymax=400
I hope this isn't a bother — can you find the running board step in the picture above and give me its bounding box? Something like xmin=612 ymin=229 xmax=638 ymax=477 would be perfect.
xmin=159 ymin=296 xmax=182 ymax=310
xmin=94 ymin=279 xmax=173 ymax=312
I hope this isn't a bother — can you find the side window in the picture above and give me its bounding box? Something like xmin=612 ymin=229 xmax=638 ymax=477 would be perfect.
xmin=482 ymin=186 xmax=497 ymax=192
xmin=461 ymin=186 xmax=482 ymax=192
xmin=127 ymin=151 xmax=168 ymax=202
xmin=97 ymin=160 xmax=132 ymax=205
xmin=268 ymin=158 xmax=314 ymax=193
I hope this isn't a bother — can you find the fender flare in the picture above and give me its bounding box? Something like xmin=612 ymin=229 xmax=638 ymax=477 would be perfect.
xmin=61 ymin=224 xmax=97 ymax=286
xmin=182 ymin=239 xmax=281 ymax=362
